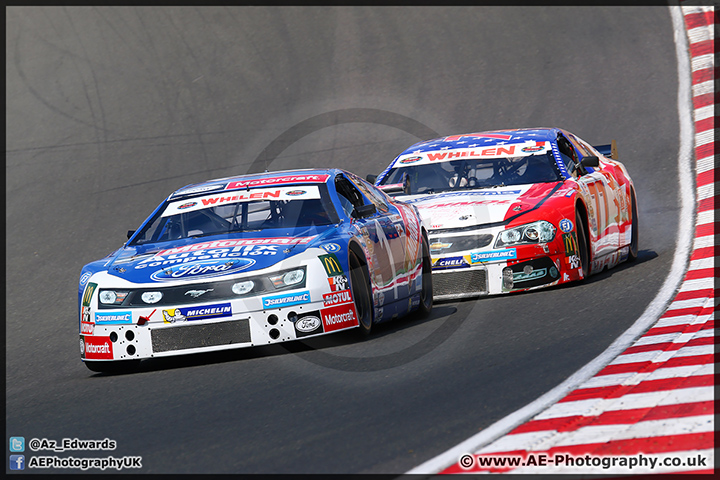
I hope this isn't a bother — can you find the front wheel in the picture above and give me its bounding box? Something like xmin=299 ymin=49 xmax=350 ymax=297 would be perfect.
xmin=349 ymin=251 xmax=373 ymax=336
xmin=576 ymin=210 xmax=590 ymax=279
xmin=414 ymin=234 xmax=433 ymax=318
xmin=627 ymin=189 xmax=639 ymax=261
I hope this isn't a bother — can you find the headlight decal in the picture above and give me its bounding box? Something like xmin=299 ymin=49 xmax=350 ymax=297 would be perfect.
xmin=494 ymin=220 xmax=556 ymax=248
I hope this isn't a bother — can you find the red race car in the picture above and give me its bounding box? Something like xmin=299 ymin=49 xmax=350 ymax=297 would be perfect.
xmin=370 ymin=127 xmax=638 ymax=300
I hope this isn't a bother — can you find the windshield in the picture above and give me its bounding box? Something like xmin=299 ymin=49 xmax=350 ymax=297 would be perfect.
xmin=130 ymin=184 xmax=340 ymax=245
xmin=380 ymin=152 xmax=562 ymax=195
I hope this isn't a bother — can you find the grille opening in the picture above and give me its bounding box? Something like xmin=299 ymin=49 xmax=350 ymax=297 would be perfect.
xmin=433 ymin=269 xmax=488 ymax=298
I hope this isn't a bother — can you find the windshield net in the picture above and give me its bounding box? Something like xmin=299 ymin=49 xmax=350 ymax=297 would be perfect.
xmin=380 ymin=153 xmax=562 ymax=195
xmin=131 ymin=185 xmax=339 ymax=245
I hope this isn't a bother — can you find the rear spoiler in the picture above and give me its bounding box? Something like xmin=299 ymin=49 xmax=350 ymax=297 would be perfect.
xmin=593 ymin=139 xmax=618 ymax=160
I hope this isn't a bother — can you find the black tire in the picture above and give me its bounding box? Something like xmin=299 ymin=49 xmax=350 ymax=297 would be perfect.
xmin=84 ymin=360 xmax=140 ymax=374
xmin=576 ymin=210 xmax=590 ymax=279
xmin=627 ymin=189 xmax=639 ymax=261
xmin=349 ymin=251 xmax=373 ymax=336
xmin=414 ymin=234 xmax=433 ymax=318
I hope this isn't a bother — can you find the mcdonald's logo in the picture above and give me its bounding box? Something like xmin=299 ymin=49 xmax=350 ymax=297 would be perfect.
xmin=319 ymin=253 xmax=343 ymax=277
xmin=562 ymin=233 xmax=578 ymax=256
xmin=82 ymin=283 xmax=98 ymax=307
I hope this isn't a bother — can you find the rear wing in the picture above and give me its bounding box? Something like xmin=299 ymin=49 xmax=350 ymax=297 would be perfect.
xmin=593 ymin=139 xmax=618 ymax=160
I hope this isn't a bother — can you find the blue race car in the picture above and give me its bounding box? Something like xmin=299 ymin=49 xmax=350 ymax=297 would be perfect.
xmin=78 ymin=169 xmax=432 ymax=372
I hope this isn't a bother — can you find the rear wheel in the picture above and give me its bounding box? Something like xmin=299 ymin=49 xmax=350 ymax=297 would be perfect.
xmin=415 ymin=234 xmax=433 ymax=318
xmin=349 ymin=251 xmax=373 ymax=336
xmin=576 ymin=210 xmax=590 ymax=279
xmin=627 ymin=189 xmax=639 ymax=261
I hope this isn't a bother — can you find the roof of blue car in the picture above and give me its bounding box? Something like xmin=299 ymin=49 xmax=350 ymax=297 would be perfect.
xmin=399 ymin=127 xmax=561 ymax=155
xmin=170 ymin=168 xmax=342 ymax=198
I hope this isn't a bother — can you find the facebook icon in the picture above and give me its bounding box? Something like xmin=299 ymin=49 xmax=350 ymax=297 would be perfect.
xmin=10 ymin=454 xmax=25 ymax=470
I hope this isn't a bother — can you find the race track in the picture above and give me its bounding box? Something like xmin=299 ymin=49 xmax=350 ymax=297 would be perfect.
xmin=6 ymin=6 xmax=683 ymax=474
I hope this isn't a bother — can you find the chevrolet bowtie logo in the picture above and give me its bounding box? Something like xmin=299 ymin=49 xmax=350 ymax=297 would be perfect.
xmin=185 ymin=289 xmax=214 ymax=298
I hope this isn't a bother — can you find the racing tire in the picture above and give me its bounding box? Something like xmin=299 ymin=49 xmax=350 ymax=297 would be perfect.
xmin=627 ymin=189 xmax=639 ymax=262
xmin=349 ymin=251 xmax=373 ymax=336
xmin=84 ymin=360 xmax=140 ymax=374
xmin=414 ymin=234 xmax=433 ymax=319
xmin=576 ymin=210 xmax=590 ymax=279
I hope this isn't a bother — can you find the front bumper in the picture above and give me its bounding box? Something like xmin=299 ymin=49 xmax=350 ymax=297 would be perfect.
xmin=80 ymin=297 xmax=355 ymax=362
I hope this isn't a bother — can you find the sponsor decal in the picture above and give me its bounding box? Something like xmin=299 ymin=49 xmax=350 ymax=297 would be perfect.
xmin=79 ymin=272 xmax=92 ymax=286
xmin=426 ymin=145 xmax=517 ymax=161
xmin=522 ymin=145 xmax=545 ymax=153
xmin=470 ymin=249 xmax=517 ymax=263
xmin=262 ymin=291 xmax=311 ymax=309
xmin=558 ymin=218 xmax=574 ymax=233
xmin=319 ymin=253 xmax=343 ymax=277
xmin=293 ymin=311 xmax=324 ymax=337
xmin=562 ymin=232 xmax=579 ymax=256
xmin=178 ymin=202 xmax=197 ymax=210
xmin=399 ymin=156 xmax=422 ymax=164
xmin=432 ymin=256 xmax=469 ymax=270
xmin=430 ymin=242 xmax=453 ymax=253
xmin=443 ymin=132 xmax=514 ymax=142
xmin=513 ymin=268 xmax=547 ymax=283
xmin=374 ymin=291 xmax=385 ymax=307
xmin=81 ymin=306 xmax=91 ymax=324
xmin=323 ymin=289 xmax=352 ymax=307
xmin=296 ymin=316 xmax=321 ymax=332
xmin=285 ymin=190 xmax=306 ymax=196
xmin=162 ymin=186 xmax=321 ymax=216
xmin=95 ymin=311 xmax=132 ymax=325
xmin=225 ymin=174 xmax=330 ymax=190
xmin=563 ymin=272 xmax=570 ymax=281
xmin=150 ymin=258 xmax=255 ymax=281
xmin=82 ymin=283 xmax=98 ymax=307
xmin=163 ymin=302 xmax=233 ymax=323
xmin=328 ymin=274 xmax=348 ymax=292
xmin=174 ymin=184 xmax=226 ymax=196
xmin=83 ymin=336 xmax=113 ymax=360
xmin=157 ymin=237 xmax=315 ymax=256
xmin=406 ymin=190 xmax=523 ymax=206
xmin=321 ymin=243 xmax=341 ymax=253
xmin=321 ymin=303 xmax=359 ymax=332
xmin=80 ymin=321 xmax=94 ymax=334
xmin=163 ymin=309 xmax=186 ymax=323
xmin=137 ymin=245 xmax=280 ymax=270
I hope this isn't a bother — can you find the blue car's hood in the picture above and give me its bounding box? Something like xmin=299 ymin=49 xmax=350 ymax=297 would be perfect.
xmin=104 ymin=226 xmax=340 ymax=284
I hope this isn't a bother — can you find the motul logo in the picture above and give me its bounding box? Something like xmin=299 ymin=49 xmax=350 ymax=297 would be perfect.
xmin=323 ymin=289 xmax=352 ymax=306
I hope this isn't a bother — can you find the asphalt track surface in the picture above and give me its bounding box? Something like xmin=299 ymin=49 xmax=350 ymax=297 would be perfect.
xmin=6 ymin=6 xmax=683 ymax=474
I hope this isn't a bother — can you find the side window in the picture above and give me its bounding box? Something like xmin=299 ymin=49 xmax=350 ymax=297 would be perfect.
xmin=335 ymin=175 xmax=366 ymax=217
xmin=347 ymin=174 xmax=390 ymax=214
xmin=575 ymin=135 xmax=602 ymax=157
xmin=557 ymin=135 xmax=580 ymax=178
xmin=567 ymin=133 xmax=593 ymax=158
